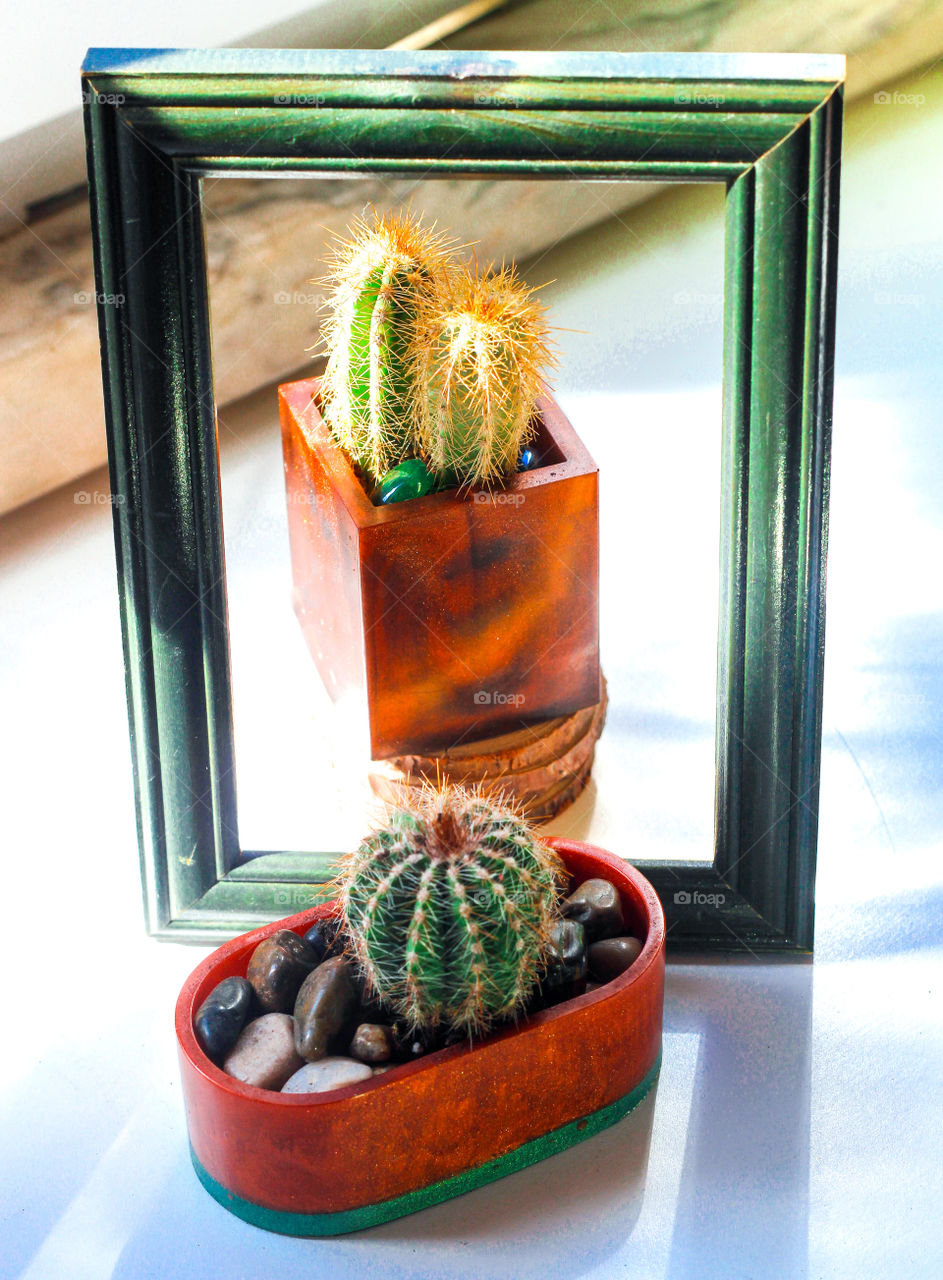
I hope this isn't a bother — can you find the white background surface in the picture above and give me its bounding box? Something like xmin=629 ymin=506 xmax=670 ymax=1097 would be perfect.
xmin=2 ymin=59 xmax=942 ymax=1280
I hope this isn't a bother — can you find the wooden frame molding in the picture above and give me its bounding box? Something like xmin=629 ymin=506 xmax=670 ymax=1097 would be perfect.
xmin=82 ymin=48 xmax=844 ymax=951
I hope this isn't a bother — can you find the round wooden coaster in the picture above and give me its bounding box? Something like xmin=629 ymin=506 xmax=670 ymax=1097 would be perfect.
xmin=369 ymin=679 xmax=608 ymax=822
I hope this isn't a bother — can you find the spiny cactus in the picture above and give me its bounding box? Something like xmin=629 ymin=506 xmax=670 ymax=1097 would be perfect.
xmin=319 ymin=209 xmax=453 ymax=483
xmin=416 ymin=262 xmax=557 ymax=488
xmin=335 ymin=785 xmax=566 ymax=1037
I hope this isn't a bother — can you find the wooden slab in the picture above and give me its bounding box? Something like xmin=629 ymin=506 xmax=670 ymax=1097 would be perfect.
xmin=370 ymin=679 xmax=608 ymax=821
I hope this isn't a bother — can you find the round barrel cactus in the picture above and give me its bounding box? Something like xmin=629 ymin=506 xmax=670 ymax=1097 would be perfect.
xmin=319 ymin=208 xmax=453 ymax=483
xmin=336 ymin=786 xmax=566 ymax=1037
xmin=416 ymin=262 xmax=557 ymax=488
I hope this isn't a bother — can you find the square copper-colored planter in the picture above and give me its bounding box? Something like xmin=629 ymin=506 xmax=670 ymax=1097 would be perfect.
xmin=176 ymin=838 xmax=665 ymax=1236
xmin=279 ymin=377 xmax=600 ymax=760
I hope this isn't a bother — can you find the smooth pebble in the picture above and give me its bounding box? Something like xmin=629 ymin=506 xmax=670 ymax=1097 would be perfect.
xmin=247 ymin=930 xmax=319 ymax=1014
xmin=588 ymin=936 xmax=642 ymax=982
xmin=293 ymin=956 xmax=358 ymax=1061
xmin=562 ymin=879 xmax=625 ymax=942
xmin=222 ymin=1013 xmax=303 ymax=1090
xmin=194 ymin=976 xmax=253 ymax=1059
xmin=281 ymin=1057 xmax=374 ymax=1094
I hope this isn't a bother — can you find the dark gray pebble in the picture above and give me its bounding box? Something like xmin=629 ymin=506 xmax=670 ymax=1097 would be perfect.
xmin=541 ymin=918 xmax=588 ymax=1004
xmin=302 ymin=916 xmax=347 ymax=963
xmin=194 ymin=976 xmax=253 ymax=1059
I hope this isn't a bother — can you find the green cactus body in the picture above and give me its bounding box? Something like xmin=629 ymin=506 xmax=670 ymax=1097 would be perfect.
xmin=424 ymin=336 xmax=523 ymax=486
xmin=417 ymin=265 xmax=556 ymax=489
xmin=337 ymin=789 xmax=565 ymax=1037
xmin=320 ymin=212 xmax=449 ymax=483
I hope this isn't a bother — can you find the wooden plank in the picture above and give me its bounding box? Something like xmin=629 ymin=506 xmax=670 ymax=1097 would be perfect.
xmin=4 ymin=2 xmax=940 ymax=515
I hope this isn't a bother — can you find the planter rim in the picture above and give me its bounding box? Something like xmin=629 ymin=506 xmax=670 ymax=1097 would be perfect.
xmin=175 ymin=839 xmax=664 ymax=1106
xmin=279 ymin=375 xmax=597 ymax=530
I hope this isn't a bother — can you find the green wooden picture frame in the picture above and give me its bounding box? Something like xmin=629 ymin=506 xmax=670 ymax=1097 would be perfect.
xmin=82 ymin=48 xmax=843 ymax=952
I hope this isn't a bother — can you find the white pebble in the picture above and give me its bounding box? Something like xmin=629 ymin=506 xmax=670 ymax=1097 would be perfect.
xmin=281 ymin=1057 xmax=374 ymax=1094
xmin=222 ymin=1013 xmax=303 ymax=1090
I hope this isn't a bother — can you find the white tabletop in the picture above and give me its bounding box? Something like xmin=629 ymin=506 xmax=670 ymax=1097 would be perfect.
xmin=2 ymin=70 xmax=942 ymax=1280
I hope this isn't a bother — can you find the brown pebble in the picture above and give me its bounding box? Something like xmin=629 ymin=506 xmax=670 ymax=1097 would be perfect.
xmin=350 ymin=1023 xmax=394 ymax=1064
xmin=562 ymin=879 xmax=624 ymax=941
xmin=587 ymin=936 xmax=643 ymax=982
xmin=247 ymin=930 xmax=318 ymax=1014
xmin=293 ymin=956 xmax=358 ymax=1061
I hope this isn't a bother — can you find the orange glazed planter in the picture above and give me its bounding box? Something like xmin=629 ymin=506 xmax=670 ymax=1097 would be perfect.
xmin=176 ymin=839 xmax=665 ymax=1236
xmin=279 ymin=376 xmax=601 ymax=760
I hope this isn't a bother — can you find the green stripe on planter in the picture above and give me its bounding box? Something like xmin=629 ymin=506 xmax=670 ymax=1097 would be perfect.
xmin=190 ymin=1056 xmax=661 ymax=1237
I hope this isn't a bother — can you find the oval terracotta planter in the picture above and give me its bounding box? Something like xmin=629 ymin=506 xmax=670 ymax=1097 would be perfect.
xmin=175 ymin=839 xmax=665 ymax=1236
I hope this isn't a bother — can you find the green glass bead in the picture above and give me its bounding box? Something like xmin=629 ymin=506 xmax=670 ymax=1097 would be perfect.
xmin=375 ymin=458 xmax=437 ymax=505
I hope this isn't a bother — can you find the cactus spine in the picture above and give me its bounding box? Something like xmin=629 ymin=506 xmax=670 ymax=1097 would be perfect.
xmin=416 ymin=263 xmax=557 ymax=488
xmin=320 ymin=210 xmax=452 ymax=483
xmin=336 ymin=786 xmax=565 ymax=1037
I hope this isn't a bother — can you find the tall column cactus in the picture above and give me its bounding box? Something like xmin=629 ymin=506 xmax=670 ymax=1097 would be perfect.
xmin=416 ymin=263 xmax=557 ymax=488
xmin=319 ymin=209 xmax=453 ymax=483
xmin=335 ymin=786 xmax=566 ymax=1037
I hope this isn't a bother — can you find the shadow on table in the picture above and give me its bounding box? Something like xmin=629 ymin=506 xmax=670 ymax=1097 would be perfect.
xmin=663 ymin=964 xmax=813 ymax=1280
xmin=107 ymin=1078 xmax=658 ymax=1280
xmin=105 ymin=963 xmax=813 ymax=1280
